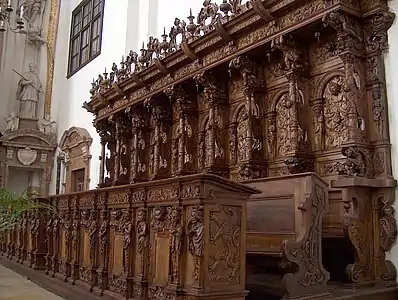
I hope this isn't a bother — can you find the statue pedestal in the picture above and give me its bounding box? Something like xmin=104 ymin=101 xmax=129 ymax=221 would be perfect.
xmin=19 ymin=118 xmax=38 ymax=130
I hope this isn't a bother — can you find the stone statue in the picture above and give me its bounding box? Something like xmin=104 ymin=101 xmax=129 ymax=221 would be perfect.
xmin=17 ymin=63 xmax=42 ymax=119
xmin=22 ymin=0 xmax=45 ymax=29
xmin=38 ymin=114 xmax=56 ymax=135
xmin=2 ymin=112 xmax=19 ymax=134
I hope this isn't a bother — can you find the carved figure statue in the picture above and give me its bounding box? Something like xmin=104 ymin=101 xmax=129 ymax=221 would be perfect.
xmin=136 ymin=209 xmax=147 ymax=253
xmin=324 ymin=76 xmax=348 ymax=148
xmin=22 ymin=0 xmax=45 ymax=28
xmin=17 ymin=63 xmax=42 ymax=119
xmin=3 ymin=112 xmax=19 ymax=133
xmin=187 ymin=206 xmax=204 ymax=257
xmin=19 ymin=26 xmax=46 ymax=45
xmin=38 ymin=115 xmax=56 ymax=135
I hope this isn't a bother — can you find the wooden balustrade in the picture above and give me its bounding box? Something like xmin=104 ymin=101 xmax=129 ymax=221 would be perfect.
xmin=1 ymin=174 xmax=258 ymax=300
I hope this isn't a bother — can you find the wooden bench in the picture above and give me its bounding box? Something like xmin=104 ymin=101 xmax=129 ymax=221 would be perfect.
xmin=243 ymin=172 xmax=330 ymax=299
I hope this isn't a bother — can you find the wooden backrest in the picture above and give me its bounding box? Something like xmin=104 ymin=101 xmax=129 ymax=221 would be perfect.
xmin=243 ymin=173 xmax=329 ymax=255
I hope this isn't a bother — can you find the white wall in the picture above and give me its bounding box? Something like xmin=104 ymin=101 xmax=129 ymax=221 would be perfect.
xmin=385 ymin=0 xmax=398 ymax=272
xmin=50 ymin=0 xmax=206 ymax=194
xmin=50 ymin=0 xmax=129 ymax=193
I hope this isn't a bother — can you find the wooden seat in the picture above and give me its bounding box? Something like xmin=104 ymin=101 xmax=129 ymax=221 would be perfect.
xmin=243 ymin=172 xmax=330 ymax=299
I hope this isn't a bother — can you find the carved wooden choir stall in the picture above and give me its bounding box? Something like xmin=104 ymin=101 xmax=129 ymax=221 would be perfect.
xmin=1 ymin=0 xmax=398 ymax=299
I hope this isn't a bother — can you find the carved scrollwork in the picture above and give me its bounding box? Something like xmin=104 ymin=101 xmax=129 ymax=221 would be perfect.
xmin=364 ymin=12 xmax=395 ymax=55
xmin=322 ymin=11 xmax=363 ymax=53
xmin=333 ymin=146 xmax=366 ymax=177
xmin=282 ymin=185 xmax=330 ymax=297
xmin=208 ymin=206 xmax=241 ymax=284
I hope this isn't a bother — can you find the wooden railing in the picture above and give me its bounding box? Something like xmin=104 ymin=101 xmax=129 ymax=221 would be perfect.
xmin=0 ymin=174 xmax=258 ymax=300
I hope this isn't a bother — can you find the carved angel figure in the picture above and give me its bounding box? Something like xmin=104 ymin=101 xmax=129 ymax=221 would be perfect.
xmin=38 ymin=115 xmax=56 ymax=135
xmin=187 ymin=207 xmax=204 ymax=257
xmin=3 ymin=112 xmax=19 ymax=133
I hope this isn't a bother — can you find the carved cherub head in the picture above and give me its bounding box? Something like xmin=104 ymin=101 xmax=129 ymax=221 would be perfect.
xmin=28 ymin=62 xmax=35 ymax=72
xmin=328 ymin=81 xmax=341 ymax=96
xmin=137 ymin=209 xmax=146 ymax=222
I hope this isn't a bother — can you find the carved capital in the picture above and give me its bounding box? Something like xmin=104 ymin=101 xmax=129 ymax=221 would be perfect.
xmin=364 ymin=11 xmax=395 ymax=55
xmin=333 ymin=146 xmax=368 ymax=177
xmin=271 ymin=35 xmax=307 ymax=73
xmin=322 ymin=11 xmax=363 ymax=53
xmin=193 ymin=70 xmax=227 ymax=106
xmin=228 ymin=55 xmax=264 ymax=96
xmin=164 ymin=84 xmax=194 ymax=117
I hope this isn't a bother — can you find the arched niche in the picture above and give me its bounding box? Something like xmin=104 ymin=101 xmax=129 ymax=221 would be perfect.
xmin=58 ymin=127 xmax=92 ymax=193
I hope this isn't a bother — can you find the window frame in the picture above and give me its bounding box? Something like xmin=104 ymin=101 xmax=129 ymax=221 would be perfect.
xmin=67 ymin=0 xmax=105 ymax=78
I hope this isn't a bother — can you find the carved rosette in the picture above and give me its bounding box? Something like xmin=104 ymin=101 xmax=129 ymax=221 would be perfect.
xmin=187 ymin=206 xmax=204 ymax=286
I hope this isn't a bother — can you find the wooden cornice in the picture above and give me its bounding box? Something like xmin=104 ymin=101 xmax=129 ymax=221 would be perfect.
xmin=89 ymin=0 xmax=366 ymax=122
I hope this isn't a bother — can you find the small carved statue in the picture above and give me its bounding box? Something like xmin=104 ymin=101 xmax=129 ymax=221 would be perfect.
xmin=17 ymin=63 xmax=42 ymax=119
xmin=187 ymin=206 xmax=204 ymax=257
xmin=38 ymin=115 xmax=56 ymax=135
xmin=3 ymin=112 xmax=19 ymax=133
xmin=22 ymin=0 xmax=44 ymax=28
xmin=169 ymin=18 xmax=186 ymax=51
xmin=136 ymin=209 xmax=147 ymax=254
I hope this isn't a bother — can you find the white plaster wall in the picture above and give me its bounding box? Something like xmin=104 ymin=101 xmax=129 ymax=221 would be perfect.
xmin=50 ymin=0 xmax=208 ymax=195
xmin=385 ymin=0 xmax=398 ymax=273
xmin=50 ymin=0 xmax=129 ymax=193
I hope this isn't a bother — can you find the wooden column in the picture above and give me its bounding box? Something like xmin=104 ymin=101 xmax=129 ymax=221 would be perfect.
xmin=229 ymin=55 xmax=265 ymax=180
xmin=194 ymin=71 xmax=228 ymax=176
xmin=164 ymin=84 xmax=196 ymax=176
xmin=126 ymin=105 xmax=149 ymax=183
xmin=146 ymin=98 xmax=172 ymax=180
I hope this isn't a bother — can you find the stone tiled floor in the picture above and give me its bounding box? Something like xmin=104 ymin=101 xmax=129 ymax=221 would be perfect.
xmin=0 ymin=265 xmax=64 ymax=300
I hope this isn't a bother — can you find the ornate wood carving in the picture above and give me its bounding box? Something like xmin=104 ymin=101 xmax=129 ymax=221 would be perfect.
xmin=194 ymin=71 xmax=228 ymax=176
xmin=145 ymin=98 xmax=172 ymax=180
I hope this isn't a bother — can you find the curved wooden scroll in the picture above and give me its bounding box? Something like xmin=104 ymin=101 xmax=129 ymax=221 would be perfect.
xmin=181 ymin=42 xmax=199 ymax=61
xmin=281 ymin=184 xmax=330 ymax=298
